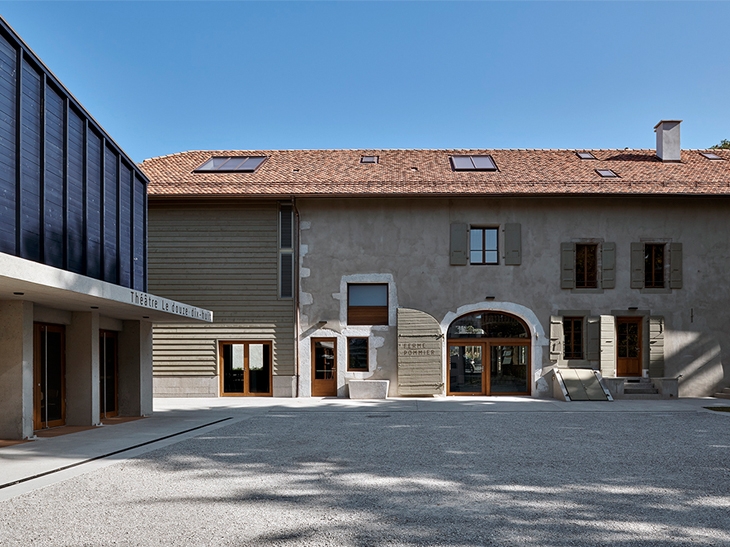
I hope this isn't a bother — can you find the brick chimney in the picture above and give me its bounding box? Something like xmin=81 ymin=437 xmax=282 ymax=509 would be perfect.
xmin=654 ymin=120 xmax=682 ymax=162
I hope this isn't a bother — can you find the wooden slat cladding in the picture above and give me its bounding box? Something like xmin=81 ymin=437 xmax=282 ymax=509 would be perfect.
xmin=148 ymin=201 xmax=295 ymax=377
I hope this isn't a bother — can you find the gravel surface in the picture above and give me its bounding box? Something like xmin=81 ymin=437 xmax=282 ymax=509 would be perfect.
xmin=1 ymin=407 xmax=729 ymax=546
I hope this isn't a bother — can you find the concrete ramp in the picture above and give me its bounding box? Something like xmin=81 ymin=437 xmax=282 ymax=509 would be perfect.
xmin=557 ymin=369 xmax=613 ymax=401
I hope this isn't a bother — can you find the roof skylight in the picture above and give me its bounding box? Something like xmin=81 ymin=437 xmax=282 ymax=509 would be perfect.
xmin=700 ymin=152 xmax=722 ymax=160
xmin=577 ymin=152 xmax=597 ymax=160
xmin=360 ymin=156 xmax=379 ymax=164
xmin=596 ymin=169 xmax=618 ymax=178
xmin=450 ymin=155 xmax=498 ymax=171
xmin=195 ymin=156 xmax=267 ymax=172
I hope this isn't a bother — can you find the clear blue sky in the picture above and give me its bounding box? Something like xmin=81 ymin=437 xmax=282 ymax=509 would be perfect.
xmin=2 ymin=1 xmax=728 ymax=163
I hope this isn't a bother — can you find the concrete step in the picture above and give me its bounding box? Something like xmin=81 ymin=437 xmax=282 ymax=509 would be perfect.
xmin=624 ymin=380 xmax=659 ymax=395
xmin=621 ymin=393 xmax=666 ymax=400
xmin=624 ymin=387 xmax=659 ymax=395
xmin=713 ymin=392 xmax=730 ymax=399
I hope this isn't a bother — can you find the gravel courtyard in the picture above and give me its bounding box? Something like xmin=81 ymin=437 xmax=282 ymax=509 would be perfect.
xmin=1 ymin=399 xmax=729 ymax=546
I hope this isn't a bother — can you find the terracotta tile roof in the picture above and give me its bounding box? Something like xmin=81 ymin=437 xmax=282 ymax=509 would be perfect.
xmin=141 ymin=148 xmax=730 ymax=198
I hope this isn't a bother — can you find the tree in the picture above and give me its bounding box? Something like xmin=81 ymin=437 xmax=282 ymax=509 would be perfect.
xmin=710 ymin=139 xmax=730 ymax=149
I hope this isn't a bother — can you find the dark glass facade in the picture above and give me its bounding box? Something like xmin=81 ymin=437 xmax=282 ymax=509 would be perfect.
xmin=0 ymin=20 xmax=147 ymax=291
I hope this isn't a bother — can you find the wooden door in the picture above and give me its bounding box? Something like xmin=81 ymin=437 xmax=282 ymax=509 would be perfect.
xmin=34 ymin=324 xmax=66 ymax=430
xmin=616 ymin=317 xmax=642 ymax=376
xmin=311 ymin=338 xmax=337 ymax=396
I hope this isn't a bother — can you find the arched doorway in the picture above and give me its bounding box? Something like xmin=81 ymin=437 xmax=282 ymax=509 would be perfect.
xmin=447 ymin=311 xmax=531 ymax=395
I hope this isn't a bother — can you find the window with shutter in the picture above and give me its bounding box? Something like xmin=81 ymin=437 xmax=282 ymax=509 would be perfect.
xmin=631 ymin=241 xmax=681 ymax=291
xmin=563 ymin=317 xmax=584 ymax=359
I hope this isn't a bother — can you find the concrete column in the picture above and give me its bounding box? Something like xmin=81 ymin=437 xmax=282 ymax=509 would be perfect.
xmin=65 ymin=311 xmax=100 ymax=426
xmin=118 ymin=320 xmax=153 ymax=417
xmin=0 ymin=300 xmax=34 ymax=439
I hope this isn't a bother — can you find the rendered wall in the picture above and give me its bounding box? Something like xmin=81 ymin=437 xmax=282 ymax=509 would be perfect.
xmin=297 ymin=196 xmax=730 ymax=397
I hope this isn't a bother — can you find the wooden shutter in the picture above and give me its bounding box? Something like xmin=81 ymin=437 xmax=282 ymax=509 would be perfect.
xmin=560 ymin=242 xmax=575 ymax=289
xmin=397 ymin=308 xmax=444 ymax=396
xmin=549 ymin=315 xmax=563 ymax=362
xmin=669 ymin=242 xmax=682 ymax=289
xmin=630 ymin=242 xmax=644 ymax=289
xmin=504 ymin=223 xmax=521 ymax=265
xmin=648 ymin=316 xmax=665 ymax=377
xmin=280 ymin=253 xmax=294 ymax=298
xmin=450 ymin=223 xmax=468 ymax=265
xmin=585 ymin=316 xmax=600 ymax=361
xmin=599 ymin=315 xmax=616 ymax=377
xmin=601 ymin=242 xmax=616 ymax=289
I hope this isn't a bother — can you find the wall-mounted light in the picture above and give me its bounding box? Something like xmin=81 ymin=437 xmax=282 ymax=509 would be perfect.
xmin=13 ymin=292 xmax=24 ymax=296
xmin=143 ymin=316 xmax=150 ymax=319
xmin=628 ymin=306 xmax=638 ymax=311
xmin=90 ymin=306 xmax=99 ymax=309
xmin=485 ymin=296 xmax=496 ymax=300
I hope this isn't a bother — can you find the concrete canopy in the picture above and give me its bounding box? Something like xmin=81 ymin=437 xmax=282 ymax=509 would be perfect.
xmin=0 ymin=253 xmax=212 ymax=323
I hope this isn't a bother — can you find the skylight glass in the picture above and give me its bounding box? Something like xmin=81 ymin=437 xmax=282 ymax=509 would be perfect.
xmin=450 ymin=155 xmax=498 ymax=171
xmin=596 ymin=169 xmax=618 ymax=178
xmin=361 ymin=156 xmax=379 ymax=164
xmin=700 ymin=152 xmax=722 ymax=160
xmin=195 ymin=156 xmax=267 ymax=172
xmin=577 ymin=152 xmax=597 ymax=160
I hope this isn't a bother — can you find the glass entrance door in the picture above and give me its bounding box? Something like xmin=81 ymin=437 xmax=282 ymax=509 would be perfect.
xmin=448 ymin=341 xmax=530 ymax=395
xmin=448 ymin=345 xmax=484 ymax=394
xmin=489 ymin=344 xmax=529 ymax=394
xmin=311 ymin=338 xmax=337 ymax=396
xmin=220 ymin=341 xmax=272 ymax=396
xmin=34 ymin=323 xmax=66 ymax=429
xmin=100 ymin=330 xmax=118 ymax=419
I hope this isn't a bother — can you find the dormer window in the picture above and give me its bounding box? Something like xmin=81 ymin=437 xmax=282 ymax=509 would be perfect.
xmin=194 ymin=156 xmax=267 ymax=172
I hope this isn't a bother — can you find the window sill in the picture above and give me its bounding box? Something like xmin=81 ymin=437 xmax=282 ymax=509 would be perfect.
xmin=570 ymin=288 xmax=604 ymax=295
xmin=639 ymin=288 xmax=672 ymax=294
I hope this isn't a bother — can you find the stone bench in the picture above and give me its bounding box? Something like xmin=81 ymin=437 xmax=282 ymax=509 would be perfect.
xmin=348 ymin=380 xmax=389 ymax=399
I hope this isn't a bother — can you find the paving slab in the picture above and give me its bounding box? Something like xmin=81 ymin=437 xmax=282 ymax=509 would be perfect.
xmin=1 ymin=397 xmax=729 ymax=546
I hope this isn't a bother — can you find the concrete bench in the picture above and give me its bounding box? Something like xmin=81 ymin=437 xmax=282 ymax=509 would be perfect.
xmin=348 ymin=380 xmax=389 ymax=399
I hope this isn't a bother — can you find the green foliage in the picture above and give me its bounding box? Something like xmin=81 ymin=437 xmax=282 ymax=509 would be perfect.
xmin=710 ymin=139 xmax=730 ymax=149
